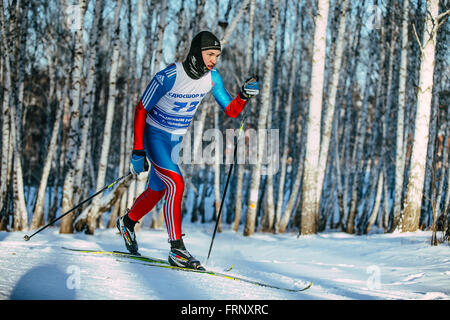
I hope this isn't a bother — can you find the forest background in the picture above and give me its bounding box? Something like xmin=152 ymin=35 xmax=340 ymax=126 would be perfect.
xmin=0 ymin=0 xmax=449 ymax=243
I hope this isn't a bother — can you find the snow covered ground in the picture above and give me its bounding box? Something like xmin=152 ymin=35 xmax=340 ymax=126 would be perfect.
xmin=0 ymin=222 xmax=449 ymax=301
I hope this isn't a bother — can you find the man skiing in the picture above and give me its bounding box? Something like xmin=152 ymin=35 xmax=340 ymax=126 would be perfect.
xmin=117 ymin=31 xmax=259 ymax=270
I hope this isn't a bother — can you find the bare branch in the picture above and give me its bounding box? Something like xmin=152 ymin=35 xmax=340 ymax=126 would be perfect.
xmin=412 ymin=23 xmax=424 ymax=55
xmin=437 ymin=9 xmax=450 ymax=31
xmin=437 ymin=9 xmax=450 ymax=21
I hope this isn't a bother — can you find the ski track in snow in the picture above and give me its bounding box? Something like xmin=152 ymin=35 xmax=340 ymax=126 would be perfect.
xmin=0 ymin=224 xmax=449 ymax=300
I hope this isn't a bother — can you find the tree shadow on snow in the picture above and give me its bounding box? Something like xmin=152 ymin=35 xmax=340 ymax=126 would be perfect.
xmin=10 ymin=264 xmax=77 ymax=300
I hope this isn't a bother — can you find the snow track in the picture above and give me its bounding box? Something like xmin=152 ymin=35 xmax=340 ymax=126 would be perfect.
xmin=0 ymin=225 xmax=449 ymax=300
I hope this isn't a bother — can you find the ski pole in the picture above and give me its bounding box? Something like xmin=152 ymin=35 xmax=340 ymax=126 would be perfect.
xmin=24 ymin=172 xmax=132 ymax=241
xmin=206 ymin=108 xmax=248 ymax=264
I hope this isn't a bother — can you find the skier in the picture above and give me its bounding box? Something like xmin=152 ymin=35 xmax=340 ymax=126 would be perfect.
xmin=117 ymin=31 xmax=259 ymax=270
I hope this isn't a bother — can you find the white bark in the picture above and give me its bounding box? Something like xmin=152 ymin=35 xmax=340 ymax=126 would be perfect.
xmin=87 ymin=0 xmax=123 ymax=234
xmin=316 ymin=0 xmax=349 ymax=210
xmin=123 ymin=0 xmax=145 ymax=217
xmin=60 ymin=0 xmax=88 ymax=233
xmin=365 ymin=169 xmax=384 ymax=234
xmin=261 ymin=97 xmax=276 ymax=232
xmin=73 ymin=0 xmax=104 ymax=203
xmin=300 ymin=0 xmax=329 ymax=235
xmin=275 ymin=5 xmax=301 ymax=233
xmin=392 ymin=0 xmax=409 ymax=232
xmin=244 ymin=0 xmax=279 ymax=236
xmin=0 ymin=0 xmax=11 ymax=214
xmin=2 ymin=1 xmax=28 ymax=231
xmin=401 ymin=0 xmax=439 ymax=232
xmin=153 ymin=0 xmax=168 ymax=73
xmin=214 ymin=106 xmax=223 ymax=232
xmin=233 ymin=0 xmax=255 ymax=232
xmin=10 ymin=102 xmax=28 ymax=231
xmin=31 ymin=97 xmax=64 ymax=230
xmin=221 ymin=0 xmax=251 ymax=47
xmin=278 ymin=112 xmax=304 ymax=233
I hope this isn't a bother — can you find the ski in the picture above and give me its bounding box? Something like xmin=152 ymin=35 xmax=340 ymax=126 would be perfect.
xmin=62 ymin=247 xmax=234 ymax=272
xmin=61 ymin=247 xmax=169 ymax=265
xmin=120 ymin=259 xmax=312 ymax=292
xmin=62 ymin=247 xmax=312 ymax=292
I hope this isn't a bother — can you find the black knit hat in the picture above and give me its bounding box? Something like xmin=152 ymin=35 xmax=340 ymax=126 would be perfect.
xmin=196 ymin=31 xmax=221 ymax=51
xmin=183 ymin=31 xmax=221 ymax=79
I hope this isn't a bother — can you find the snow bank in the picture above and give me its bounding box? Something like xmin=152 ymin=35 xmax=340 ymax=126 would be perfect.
xmin=0 ymin=222 xmax=448 ymax=301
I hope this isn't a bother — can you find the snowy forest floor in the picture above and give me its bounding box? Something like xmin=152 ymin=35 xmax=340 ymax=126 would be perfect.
xmin=0 ymin=222 xmax=449 ymax=300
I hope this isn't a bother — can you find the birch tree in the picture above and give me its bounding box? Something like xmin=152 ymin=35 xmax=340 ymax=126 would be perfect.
xmin=153 ymin=0 xmax=168 ymax=73
xmin=30 ymin=10 xmax=63 ymax=229
xmin=401 ymin=0 xmax=441 ymax=232
xmin=213 ymin=106 xmax=223 ymax=232
xmin=232 ymin=0 xmax=255 ymax=232
xmin=220 ymin=0 xmax=251 ymax=47
xmin=73 ymin=0 xmax=104 ymax=205
xmin=109 ymin=0 xmax=141 ymax=229
xmin=5 ymin=0 xmax=29 ymax=231
xmin=275 ymin=1 xmax=302 ymax=233
xmin=30 ymin=97 xmax=64 ymax=229
xmin=244 ymin=0 xmax=279 ymax=236
xmin=365 ymin=167 xmax=384 ymax=234
xmin=300 ymin=0 xmax=329 ymax=235
xmin=316 ymin=0 xmax=349 ymax=215
xmin=60 ymin=0 xmax=88 ymax=234
xmin=391 ymin=0 xmax=409 ymax=232
xmin=86 ymin=0 xmax=123 ymax=235
xmin=0 ymin=0 xmax=12 ymax=216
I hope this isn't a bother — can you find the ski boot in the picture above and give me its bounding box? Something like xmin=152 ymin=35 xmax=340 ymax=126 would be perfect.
xmin=116 ymin=210 xmax=139 ymax=255
xmin=168 ymin=237 xmax=205 ymax=270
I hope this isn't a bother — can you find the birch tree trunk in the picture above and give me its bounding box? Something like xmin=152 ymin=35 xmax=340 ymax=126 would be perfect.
xmin=443 ymin=144 xmax=450 ymax=237
xmin=441 ymin=108 xmax=450 ymax=237
xmin=122 ymin=0 xmax=149 ymax=220
xmin=213 ymin=106 xmax=223 ymax=232
xmin=0 ymin=0 xmax=12 ymax=214
xmin=30 ymin=28 xmax=61 ymax=228
xmin=346 ymin=95 xmax=368 ymax=234
xmin=300 ymin=0 xmax=329 ymax=235
xmin=30 ymin=97 xmax=63 ymax=229
xmin=380 ymin=20 xmax=398 ymax=232
xmin=73 ymin=0 xmax=104 ymax=205
xmin=140 ymin=0 xmax=156 ymax=89
xmin=11 ymin=115 xmax=28 ymax=231
xmin=60 ymin=0 xmax=88 ymax=234
xmin=11 ymin=84 xmax=28 ymax=230
xmin=3 ymin=0 xmax=28 ymax=231
xmin=110 ymin=0 xmax=141 ymax=229
xmin=232 ymin=0 xmax=255 ymax=232
xmin=401 ymin=0 xmax=439 ymax=232
xmin=277 ymin=46 xmax=308 ymax=233
xmin=365 ymin=169 xmax=384 ymax=234
xmin=244 ymin=0 xmax=279 ymax=236
xmin=153 ymin=0 xmax=168 ymax=73
xmin=348 ymin=18 xmax=391 ymax=233
xmin=392 ymin=0 xmax=409 ymax=232
xmin=220 ymin=0 xmax=251 ymax=47
xmin=338 ymin=1 xmax=364 ymax=231
xmin=431 ymin=111 xmax=448 ymax=245
xmin=86 ymin=0 xmax=123 ymax=235
xmin=193 ymin=0 xmax=207 ymax=35
xmin=261 ymin=99 xmax=275 ymax=232
xmin=316 ymin=0 xmax=349 ymax=212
